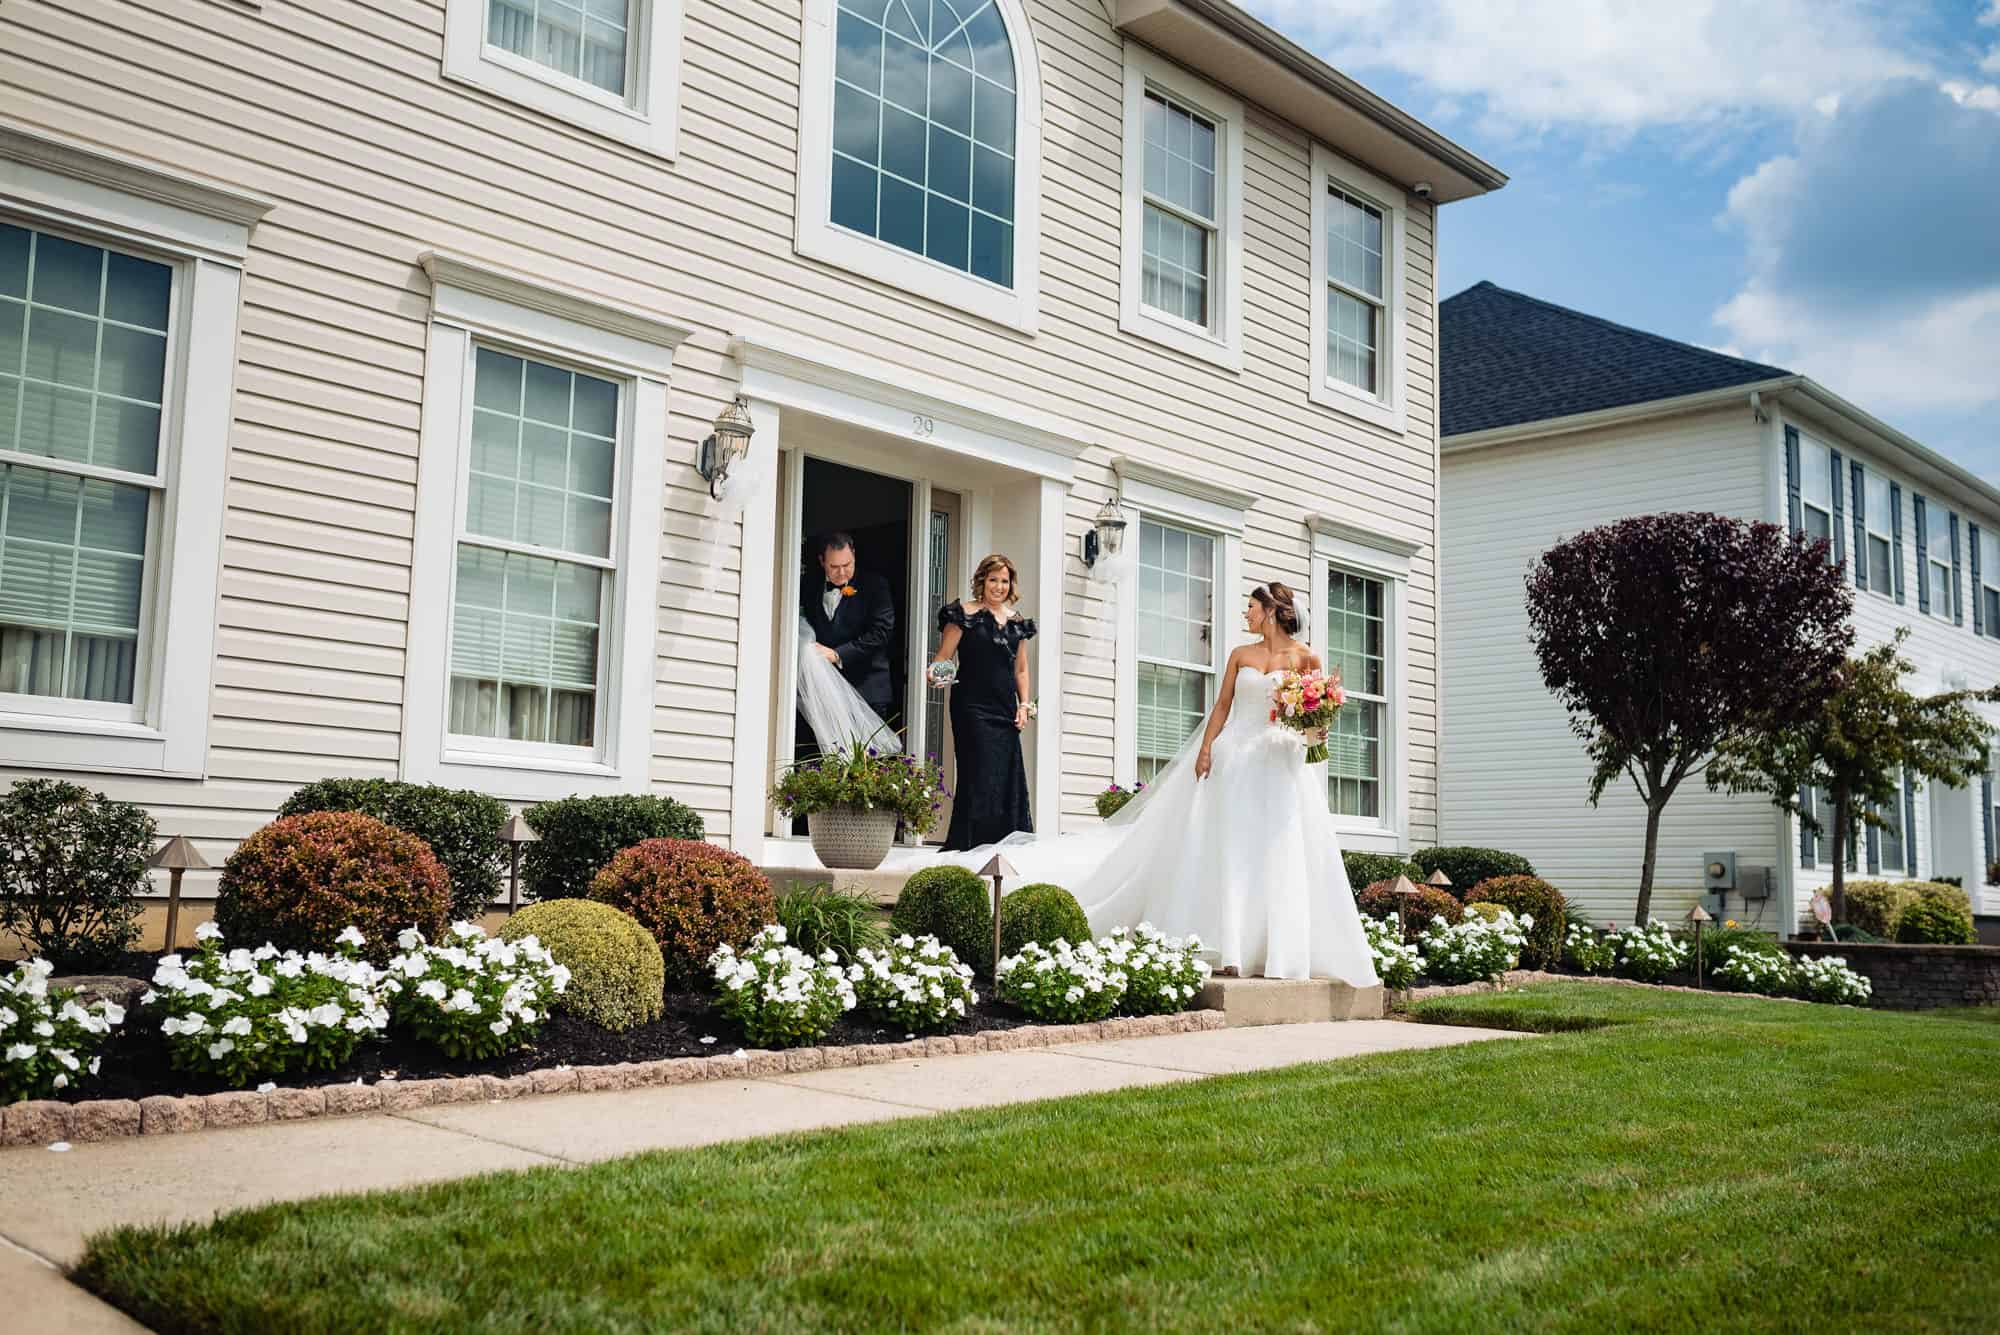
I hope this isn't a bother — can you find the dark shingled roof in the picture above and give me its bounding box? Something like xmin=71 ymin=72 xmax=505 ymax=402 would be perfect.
xmin=1439 ymin=281 xmax=1794 ymax=438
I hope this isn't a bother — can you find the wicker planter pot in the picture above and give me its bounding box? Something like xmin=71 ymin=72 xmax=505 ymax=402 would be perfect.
xmin=807 ymin=804 xmax=899 ymax=870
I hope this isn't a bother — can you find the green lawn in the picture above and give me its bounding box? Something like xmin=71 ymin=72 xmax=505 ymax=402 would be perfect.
xmin=75 ymin=985 xmax=2000 ymax=1333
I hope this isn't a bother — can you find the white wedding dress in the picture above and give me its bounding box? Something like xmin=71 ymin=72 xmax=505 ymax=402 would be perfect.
xmin=961 ymin=665 xmax=1380 ymax=985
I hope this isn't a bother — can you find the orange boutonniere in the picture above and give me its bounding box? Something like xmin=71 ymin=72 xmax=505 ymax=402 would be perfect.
xmin=839 ymin=584 xmax=857 ymax=597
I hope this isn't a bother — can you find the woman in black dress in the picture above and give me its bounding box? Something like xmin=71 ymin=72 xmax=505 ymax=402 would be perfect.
xmin=930 ymin=553 xmax=1035 ymax=851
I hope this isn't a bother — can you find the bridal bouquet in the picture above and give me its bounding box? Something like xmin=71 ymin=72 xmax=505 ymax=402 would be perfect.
xmin=1268 ymin=669 xmax=1344 ymax=764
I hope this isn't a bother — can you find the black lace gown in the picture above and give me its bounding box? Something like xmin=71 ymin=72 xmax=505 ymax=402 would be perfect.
xmin=938 ymin=603 xmax=1036 ymax=851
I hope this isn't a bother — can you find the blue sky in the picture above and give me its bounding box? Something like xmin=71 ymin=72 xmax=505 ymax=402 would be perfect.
xmin=1247 ymin=0 xmax=2000 ymax=476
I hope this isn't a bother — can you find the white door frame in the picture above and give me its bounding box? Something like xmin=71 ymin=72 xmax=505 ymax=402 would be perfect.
xmin=727 ymin=331 xmax=1087 ymax=865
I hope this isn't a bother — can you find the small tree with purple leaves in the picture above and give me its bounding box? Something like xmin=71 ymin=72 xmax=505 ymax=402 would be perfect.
xmin=1525 ymin=512 xmax=1852 ymax=924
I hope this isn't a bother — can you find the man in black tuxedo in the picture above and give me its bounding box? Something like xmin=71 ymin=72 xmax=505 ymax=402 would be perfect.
xmin=800 ymin=532 xmax=897 ymax=723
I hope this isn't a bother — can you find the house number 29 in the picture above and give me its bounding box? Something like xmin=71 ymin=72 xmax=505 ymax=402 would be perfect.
xmin=911 ymin=414 xmax=935 ymax=438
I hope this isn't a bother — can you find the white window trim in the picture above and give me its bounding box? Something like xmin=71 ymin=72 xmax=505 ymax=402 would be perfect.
xmin=1110 ymin=457 xmax=1251 ymax=785
xmin=1925 ymin=505 xmax=1955 ymax=622
xmin=0 ymin=126 xmax=272 ymax=778
xmin=405 ymin=252 xmax=688 ymax=801
xmin=1860 ymin=465 xmax=1895 ymax=601
xmin=1117 ymin=42 xmax=1243 ymax=372
xmin=1308 ymin=515 xmax=1417 ymax=852
xmin=794 ymin=0 xmax=1044 ymax=334
xmin=1308 ymin=145 xmax=1407 ymax=434
xmin=442 ymin=0 xmax=685 ymax=160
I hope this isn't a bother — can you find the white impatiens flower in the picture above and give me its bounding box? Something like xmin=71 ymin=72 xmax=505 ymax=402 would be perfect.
xmin=221 ymin=1016 xmax=253 ymax=1037
xmin=5 ymin=1044 xmax=34 ymax=1061
xmin=334 ymin=925 xmax=368 ymax=949
xmin=195 ymin=921 xmax=224 ymax=942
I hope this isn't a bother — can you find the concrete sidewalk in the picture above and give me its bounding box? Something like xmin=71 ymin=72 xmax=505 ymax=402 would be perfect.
xmin=2 ymin=1018 xmax=1524 ymax=1330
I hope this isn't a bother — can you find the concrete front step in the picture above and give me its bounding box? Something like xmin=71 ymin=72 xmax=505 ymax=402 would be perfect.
xmin=760 ymin=866 xmax=910 ymax=906
xmin=1198 ymin=977 xmax=1385 ymax=1026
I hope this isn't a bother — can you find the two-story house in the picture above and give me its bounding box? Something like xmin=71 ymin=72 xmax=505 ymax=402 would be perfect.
xmin=1439 ymin=281 xmax=2000 ymax=931
xmin=0 ymin=0 xmax=1502 ymax=912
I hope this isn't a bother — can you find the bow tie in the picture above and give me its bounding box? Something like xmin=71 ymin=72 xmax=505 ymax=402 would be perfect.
xmin=825 ymin=581 xmax=843 ymax=592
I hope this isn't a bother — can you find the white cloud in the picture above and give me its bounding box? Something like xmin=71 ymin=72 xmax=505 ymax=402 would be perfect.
xmin=1245 ymin=0 xmax=1929 ymax=132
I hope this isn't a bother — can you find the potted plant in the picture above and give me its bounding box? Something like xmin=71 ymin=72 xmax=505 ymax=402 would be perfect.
xmin=771 ymin=742 xmax=946 ymax=870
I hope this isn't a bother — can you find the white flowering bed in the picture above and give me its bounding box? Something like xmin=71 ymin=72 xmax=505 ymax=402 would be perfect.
xmin=996 ymin=939 xmax=1128 ymax=1022
xmin=1610 ymin=921 xmax=1690 ymax=983
xmin=1563 ymin=922 xmax=1616 ymax=975
xmin=146 ymin=923 xmax=395 ymax=1087
xmin=1418 ymin=910 xmax=1530 ymax=985
xmin=711 ymin=925 xmax=857 ymax=1048
xmin=2 ymin=959 xmax=123 ymax=1102
xmin=850 ymin=934 xmax=977 ymax=1034
xmin=1713 ymin=945 xmax=1794 ymax=995
xmin=389 ymin=923 xmax=571 ymax=1061
xmin=1362 ymin=916 xmax=1421 ymax=989
xmin=1790 ymin=954 xmax=1873 ymax=1005
xmin=1100 ymin=925 xmax=1210 ymax=1014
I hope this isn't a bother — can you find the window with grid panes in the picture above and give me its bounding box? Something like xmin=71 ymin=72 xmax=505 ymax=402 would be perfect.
xmin=829 ymin=0 xmax=1017 ymax=286
xmin=1324 ymin=187 xmax=1386 ymax=395
xmin=1135 ymin=517 xmax=1214 ymax=781
xmin=448 ymin=347 xmax=617 ymax=750
xmin=1926 ymin=500 xmax=1953 ymax=619
xmin=1871 ymin=770 xmax=1905 ymax=874
xmin=1864 ymin=469 xmax=1894 ymax=600
xmin=1799 ymin=435 xmax=1833 ymax=551
xmin=487 ymin=0 xmax=633 ymax=96
xmin=1139 ymin=90 xmax=1216 ymax=329
xmin=0 ymin=224 xmax=169 ymax=712
xmin=1323 ymin=567 xmax=1387 ymax=819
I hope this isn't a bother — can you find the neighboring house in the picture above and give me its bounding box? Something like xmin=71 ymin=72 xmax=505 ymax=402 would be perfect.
xmin=1439 ymin=281 xmax=2000 ymax=931
xmin=0 ymin=0 xmax=1503 ymax=909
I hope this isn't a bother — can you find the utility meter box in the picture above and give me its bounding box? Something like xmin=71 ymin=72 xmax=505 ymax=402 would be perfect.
xmin=1738 ymin=865 xmax=1772 ymax=901
xmin=1703 ymin=852 xmax=1736 ymax=892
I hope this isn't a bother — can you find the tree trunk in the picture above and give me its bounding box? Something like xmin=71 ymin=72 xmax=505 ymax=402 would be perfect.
xmin=1829 ymin=786 xmax=1848 ymax=927
xmin=1635 ymin=796 xmax=1666 ymax=925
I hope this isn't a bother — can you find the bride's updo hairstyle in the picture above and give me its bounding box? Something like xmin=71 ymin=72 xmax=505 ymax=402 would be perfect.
xmin=971 ymin=553 xmax=1021 ymax=604
xmin=1251 ymin=583 xmax=1302 ymax=636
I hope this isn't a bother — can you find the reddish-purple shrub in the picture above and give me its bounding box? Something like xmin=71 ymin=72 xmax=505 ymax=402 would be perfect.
xmin=588 ymin=839 xmax=775 ymax=989
xmin=216 ymin=811 xmax=450 ymax=960
xmin=1356 ymin=879 xmax=1463 ymax=942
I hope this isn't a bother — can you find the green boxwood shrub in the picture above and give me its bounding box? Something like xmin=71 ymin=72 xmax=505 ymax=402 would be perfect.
xmin=774 ymin=883 xmax=887 ymax=961
xmin=215 ymin=812 xmax=450 ymax=961
xmin=1343 ymin=852 xmax=1421 ymax=891
xmin=0 ymin=778 xmax=153 ymax=971
xmin=280 ymin=778 xmax=507 ymax=921
xmin=499 ymin=899 xmax=665 ymax=1031
xmin=1843 ymin=880 xmax=1921 ymax=938
xmin=1897 ymin=897 xmax=1977 ymax=945
xmin=891 ymin=866 xmax=994 ymax=975
xmin=524 ymin=794 xmax=705 ymax=902
xmin=1410 ymin=847 xmax=1536 ymax=893
xmin=1463 ymin=901 xmax=1505 ymax=923
xmin=1356 ymin=879 xmax=1463 ymax=943
xmin=587 ymin=839 xmax=772 ymax=990
xmin=999 ymin=883 xmax=1090 ymax=958
xmin=1464 ymin=875 xmax=1567 ymax=970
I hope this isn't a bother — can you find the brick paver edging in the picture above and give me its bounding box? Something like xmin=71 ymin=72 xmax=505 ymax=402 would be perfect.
xmin=0 ymin=1009 xmax=1227 ymax=1150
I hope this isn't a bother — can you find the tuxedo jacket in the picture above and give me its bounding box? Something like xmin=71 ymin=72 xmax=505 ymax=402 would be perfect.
xmin=801 ymin=569 xmax=896 ymax=713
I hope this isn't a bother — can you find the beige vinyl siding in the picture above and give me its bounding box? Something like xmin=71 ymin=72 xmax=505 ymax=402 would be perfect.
xmin=1441 ymin=407 xmax=1776 ymax=927
xmin=0 ymin=0 xmax=1445 ymax=892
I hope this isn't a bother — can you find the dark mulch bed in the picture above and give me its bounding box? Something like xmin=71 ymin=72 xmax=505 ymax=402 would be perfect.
xmin=46 ymin=967 xmax=1051 ymax=1103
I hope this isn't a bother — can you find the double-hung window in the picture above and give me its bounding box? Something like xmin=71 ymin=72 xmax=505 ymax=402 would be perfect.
xmin=1863 ymin=468 xmax=1895 ymax=600
xmin=442 ymin=0 xmax=683 ymax=158
xmin=1323 ymin=568 xmax=1388 ymax=820
xmin=1925 ymin=500 xmax=1954 ymax=620
xmin=1134 ymin=516 xmax=1215 ymax=781
xmin=0 ymin=130 xmax=268 ymax=777
xmin=798 ymin=0 xmax=1042 ymax=331
xmin=1798 ymin=434 xmax=1833 ymax=550
xmin=1982 ymin=526 xmax=2000 ymax=635
xmin=1118 ymin=45 xmax=1243 ymax=369
xmin=405 ymin=253 xmax=687 ymax=799
xmin=1868 ymin=770 xmax=1906 ymax=875
xmin=1309 ymin=149 xmax=1406 ymax=431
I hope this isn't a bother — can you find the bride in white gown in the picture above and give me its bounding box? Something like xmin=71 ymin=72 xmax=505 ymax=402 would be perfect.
xmin=959 ymin=583 xmax=1379 ymax=985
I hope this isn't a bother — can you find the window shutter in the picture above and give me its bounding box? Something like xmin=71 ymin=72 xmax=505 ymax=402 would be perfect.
xmin=1984 ymin=774 xmax=1995 ymax=868
xmin=1975 ymin=523 xmax=1986 ymax=636
xmin=1798 ymin=787 xmax=1816 ymax=867
xmin=1891 ymin=482 xmax=1906 ymax=604
xmin=1847 ymin=803 xmax=1859 ymax=871
xmin=1914 ymin=494 xmax=1930 ymax=613
xmin=1904 ymin=772 xmax=1919 ymax=876
xmin=1951 ymin=512 xmax=1964 ymax=626
xmin=1829 ymin=448 xmax=1846 ymax=568
xmin=1784 ymin=426 xmax=1802 ymax=535
xmin=1866 ymin=808 xmax=1880 ymax=874
xmin=1850 ymin=461 xmax=1867 ymax=590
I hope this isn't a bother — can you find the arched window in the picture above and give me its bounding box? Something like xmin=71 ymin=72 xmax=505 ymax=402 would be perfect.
xmin=797 ymin=0 xmax=1040 ymax=330
xmin=830 ymin=0 xmax=1017 ymax=286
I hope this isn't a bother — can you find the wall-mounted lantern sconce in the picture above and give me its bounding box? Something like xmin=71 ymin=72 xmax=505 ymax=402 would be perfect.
xmin=1081 ymin=499 xmax=1128 ymax=569
xmin=697 ymin=397 xmax=755 ymax=501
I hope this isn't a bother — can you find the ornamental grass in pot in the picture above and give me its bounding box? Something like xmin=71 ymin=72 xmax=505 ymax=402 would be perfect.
xmin=771 ymin=742 xmax=946 ymax=870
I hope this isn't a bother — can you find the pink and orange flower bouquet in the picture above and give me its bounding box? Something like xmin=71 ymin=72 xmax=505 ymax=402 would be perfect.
xmin=1268 ymin=668 xmax=1345 ymax=764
